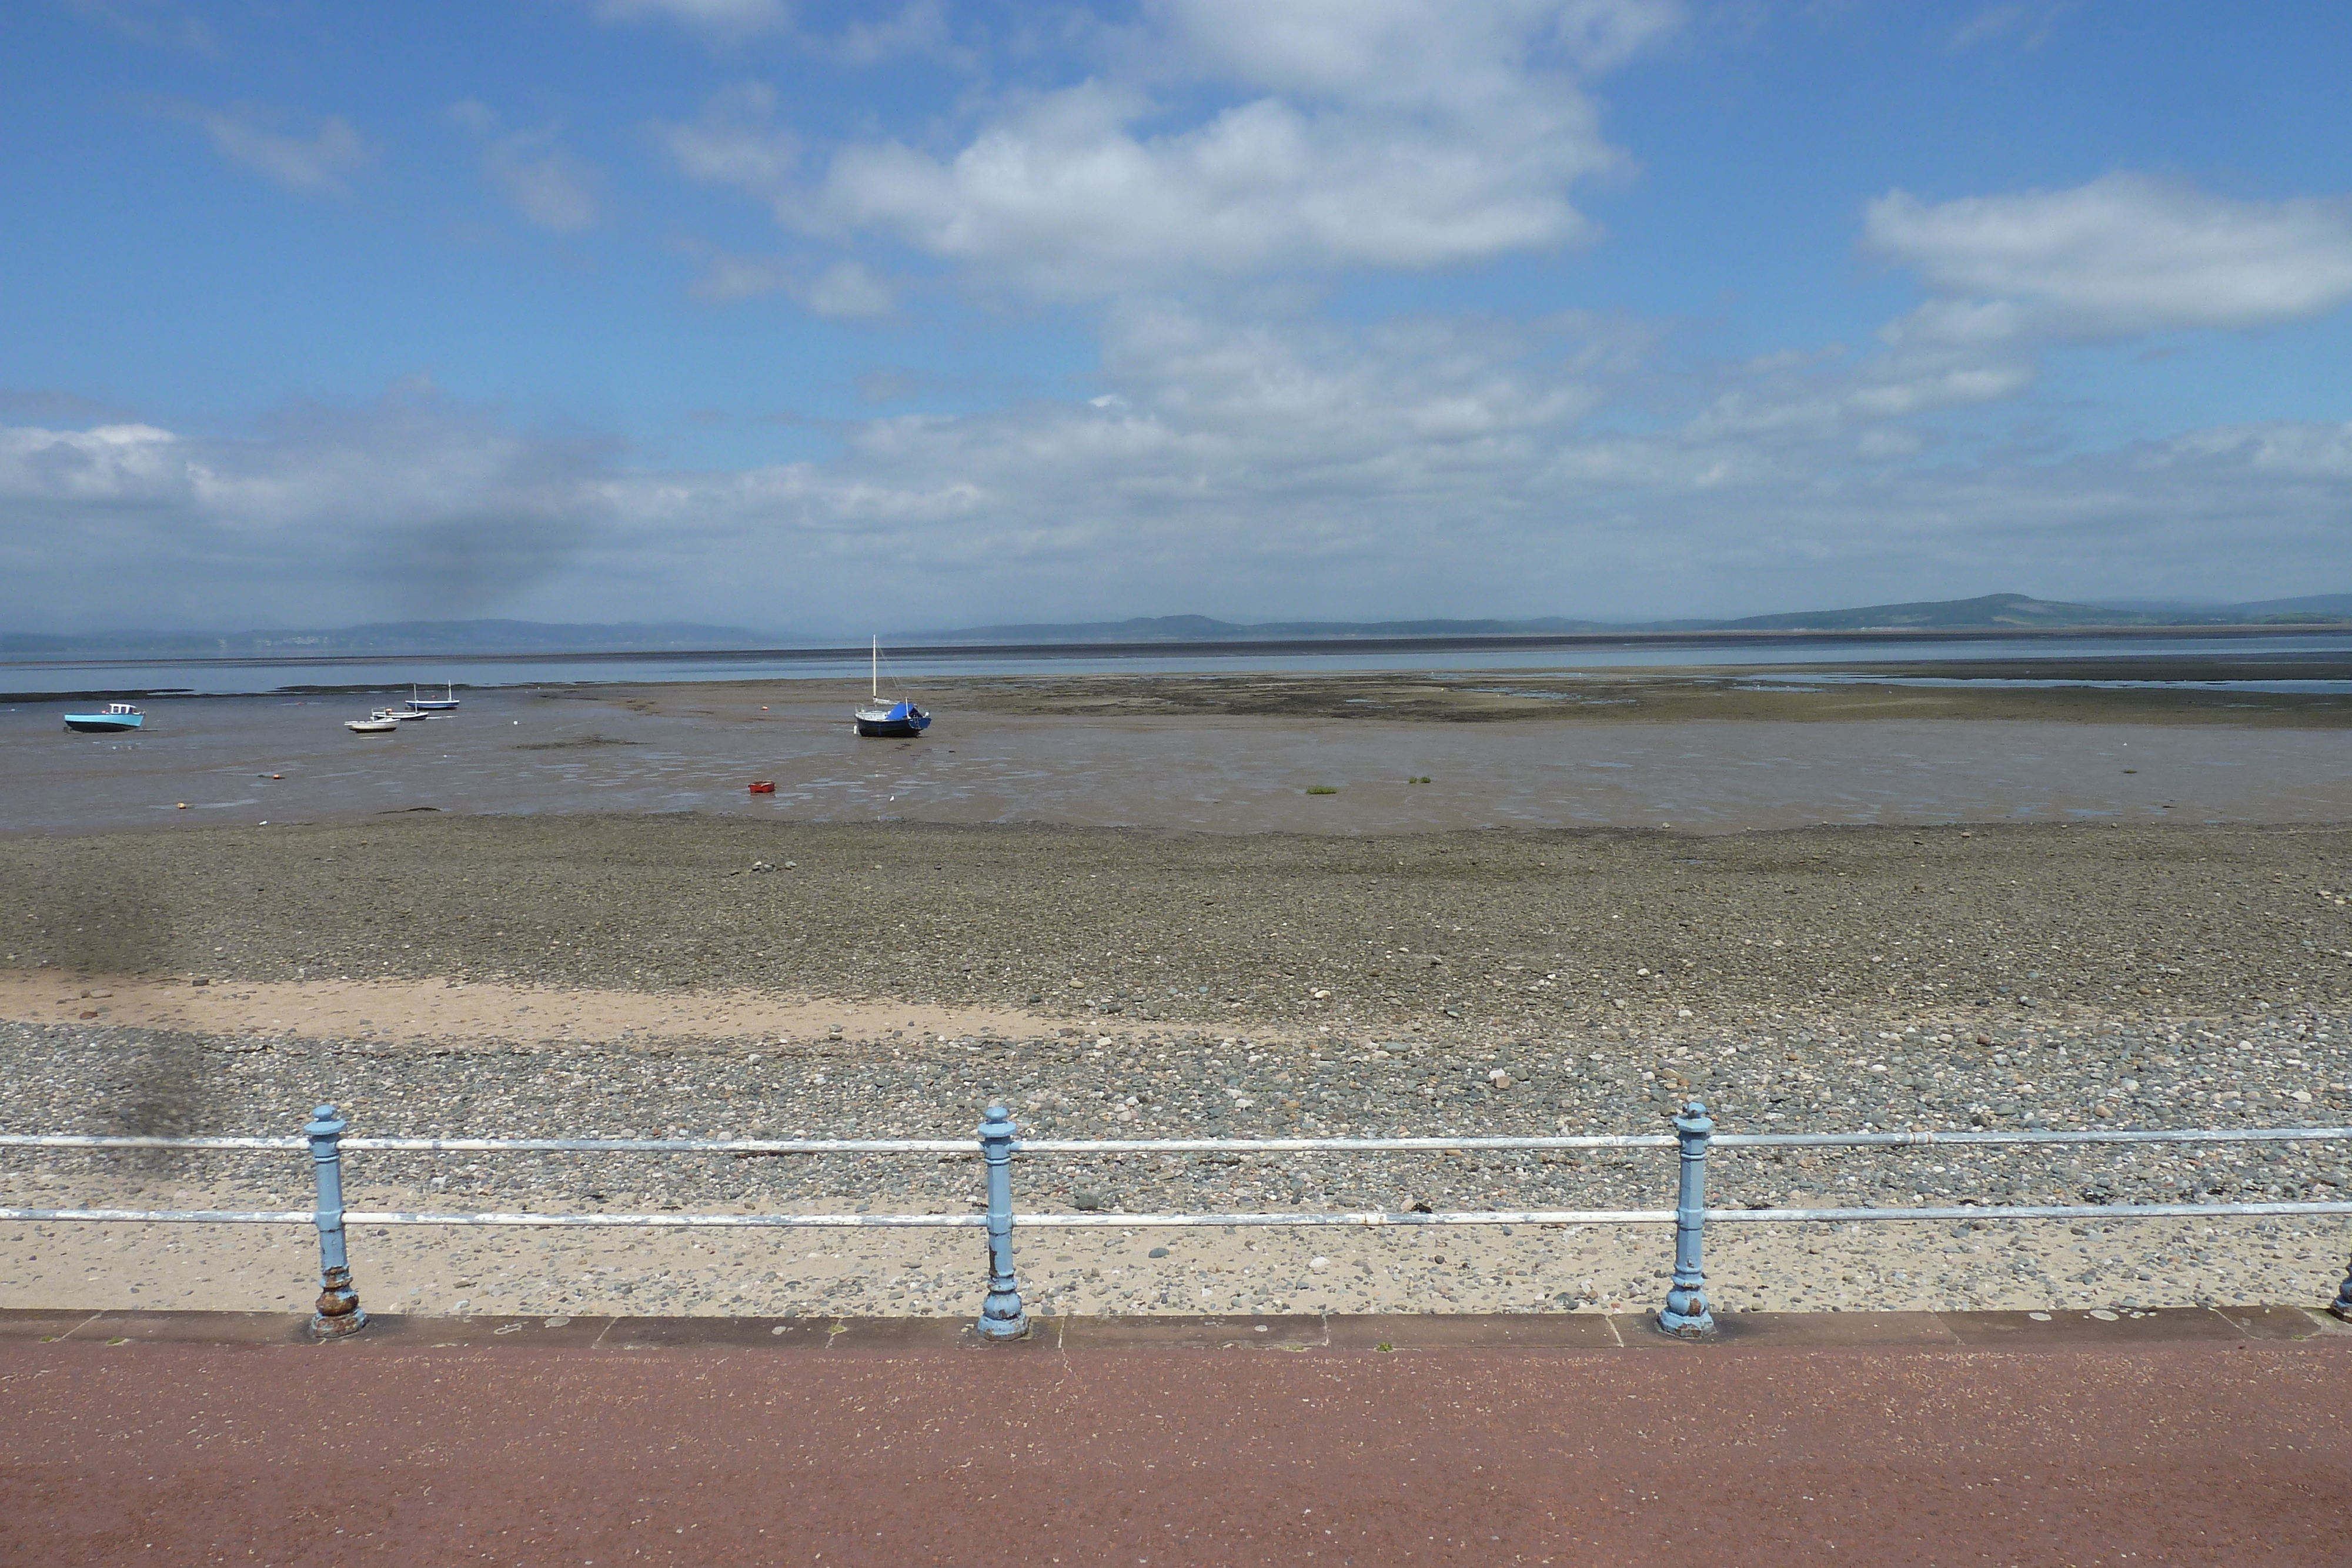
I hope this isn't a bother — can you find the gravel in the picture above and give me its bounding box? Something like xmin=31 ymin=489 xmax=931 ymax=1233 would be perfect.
xmin=6 ymin=813 xmax=2352 ymax=1319
xmin=6 ymin=814 xmax=2352 ymax=1021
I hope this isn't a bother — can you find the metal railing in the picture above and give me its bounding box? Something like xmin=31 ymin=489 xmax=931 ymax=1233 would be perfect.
xmin=6 ymin=1101 xmax=2352 ymax=1340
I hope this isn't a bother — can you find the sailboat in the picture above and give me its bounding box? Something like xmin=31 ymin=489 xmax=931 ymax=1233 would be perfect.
xmin=853 ymin=638 xmax=931 ymax=737
xmin=405 ymin=682 xmax=461 ymax=712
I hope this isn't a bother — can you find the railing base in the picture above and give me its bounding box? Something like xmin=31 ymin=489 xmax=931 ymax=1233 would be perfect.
xmin=1654 ymin=1308 xmax=1717 ymax=1340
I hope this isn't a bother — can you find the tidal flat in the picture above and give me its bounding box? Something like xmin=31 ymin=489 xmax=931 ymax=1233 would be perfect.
xmin=4 ymin=813 xmax=2350 ymax=1320
xmin=13 ymin=657 xmax=2352 ymax=836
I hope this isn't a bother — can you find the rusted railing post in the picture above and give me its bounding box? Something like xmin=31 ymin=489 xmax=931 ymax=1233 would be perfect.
xmin=976 ymin=1102 xmax=1028 ymax=1339
xmin=2331 ymin=1255 xmax=2352 ymax=1323
xmin=306 ymin=1105 xmax=366 ymax=1339
xmin=1655 ymin=1099 xmax=1716 ymax=1340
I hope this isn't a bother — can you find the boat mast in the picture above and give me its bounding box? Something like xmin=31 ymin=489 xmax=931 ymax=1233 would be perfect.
xmin=871 ymin=637 xmax=880 ymax=700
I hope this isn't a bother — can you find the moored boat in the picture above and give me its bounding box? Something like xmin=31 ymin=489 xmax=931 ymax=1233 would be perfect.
xmin=380 ymin=706 xmax=429 ymax=721
xmin=63 ymin=702 xmax=143 ymax=733
xmin=405 ymin=682 xmax=461 ymax=712
xmin=852 ymin=638 xmax=931 ymax=737
xmin=346 ymin=716 xmax=401 ymax=734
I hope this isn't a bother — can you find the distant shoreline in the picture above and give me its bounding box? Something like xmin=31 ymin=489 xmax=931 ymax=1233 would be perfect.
xmin=7 ymin=620 xmax=2352 ymax=704
xmin=10 ymin=620 xmax=2352 ymax=670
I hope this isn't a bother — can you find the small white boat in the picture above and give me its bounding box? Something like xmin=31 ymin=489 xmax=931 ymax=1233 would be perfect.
xmin=377 ymin=707 xmax=429 ymax=722
xmin=346 ymin=716 xmax=400 ymax=734
xmin=405 ymin=682 xmax=461 ymax=712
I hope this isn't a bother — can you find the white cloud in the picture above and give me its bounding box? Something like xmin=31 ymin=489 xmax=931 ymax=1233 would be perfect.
xmin=654 ymin=82 xmax=800 ymax=192
xmin=487 ymin=136 xmax=604 ymax=231
xmin=1865 ymin=173 xmax=2352 ymax=339
xmin=452 ymin=103 xmax=604 ymax=231
xmin=1947 ymin=2 xmax=2073 ymax=51
xmin=804 ymin=260 xmax=896 ymax=318
xmin=682 ymin=251 xmax=895 ymax=316
xmin=686 ymin=251 xmax=797 ymax=302
xmin=593 ymin=0 xmax=791 ymax=41
xmin=186 ymin=107 xmax=367 ymax=195
xmin=1153 ymin=0 xmax=1681 ymax=101
xmin=0 ymin=396 xmax=609 ymax=627
xmin=61 ymin=0 xmax=217 ymax=53
xmin=831 ymin=1 xmax=963 ymax=66
xmin=659 ymin=3 xmax=1673 ymax=298
xmin=10 ymin=353 xmax=2352 ymax=633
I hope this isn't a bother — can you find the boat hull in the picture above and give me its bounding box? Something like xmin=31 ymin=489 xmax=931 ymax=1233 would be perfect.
xmin=406 ymin=700 xmax=460 ymax=711
xmin=63 ymin=716 xmax=142 ymax=733
xmin=854 ymin=716 xmax=929 ymax=737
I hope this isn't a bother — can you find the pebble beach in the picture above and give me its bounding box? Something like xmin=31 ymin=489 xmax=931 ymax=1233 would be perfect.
xmin=5 ymin=807 xmax=2351 ymax=1320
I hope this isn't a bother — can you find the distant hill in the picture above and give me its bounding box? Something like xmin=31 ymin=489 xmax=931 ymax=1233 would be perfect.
xmin=1710 ymin=592 xmax=2176 ymax=632
xmin=897 ymin=613 xmax=1618 ymax=643
xmin=903 ymin=591 xmax=2352 ymax=644
xmin=2224 ymin=593 xmax=2352 ymax=622
xmin=0 ymin=620 xmax=773 ymax=658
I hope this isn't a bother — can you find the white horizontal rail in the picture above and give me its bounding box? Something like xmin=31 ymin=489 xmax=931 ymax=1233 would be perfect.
xmin=1718 ymin=1126 xmax=2352 ymax=1149
xmin=13 ymin=1198 xmax=2352 ymax=1231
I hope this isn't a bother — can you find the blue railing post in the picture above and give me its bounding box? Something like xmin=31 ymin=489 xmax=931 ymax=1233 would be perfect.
xmin=2331 ymin=1256 xmax=2352 ymax=1323
xmin=306 ymin=1105 xmax=366 ymax=1339
xmin=1655 ymin=1099 xmax=1716 ymax=1339
xmin=977 ymin=1102 xmax=1028 ymax=1339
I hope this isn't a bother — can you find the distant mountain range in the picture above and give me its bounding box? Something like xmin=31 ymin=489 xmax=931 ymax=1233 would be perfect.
xmin=0 ymin=620 xmax=769 ymax=658
xmin=900 ymin=592 xmax=2352 ymax=643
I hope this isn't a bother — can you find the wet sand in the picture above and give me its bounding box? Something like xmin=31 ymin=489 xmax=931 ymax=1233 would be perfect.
xmin=7 ymin=666 xmax=2352 ymax=836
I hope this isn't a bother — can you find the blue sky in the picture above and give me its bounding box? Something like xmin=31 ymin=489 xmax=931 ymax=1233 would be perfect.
xmin=3 ymin=0 xmax=2349 ymax=635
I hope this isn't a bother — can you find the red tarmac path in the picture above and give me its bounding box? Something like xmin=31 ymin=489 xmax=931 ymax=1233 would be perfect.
xmin=4 ymin=1307 xmax=2348 ymax=1567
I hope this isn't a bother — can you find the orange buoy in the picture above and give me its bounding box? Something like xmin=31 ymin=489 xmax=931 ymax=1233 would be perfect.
xmin=748 ymin=780 xmax=776 ymax=793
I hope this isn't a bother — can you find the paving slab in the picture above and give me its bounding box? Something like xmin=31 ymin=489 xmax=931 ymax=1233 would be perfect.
xmin=1625 ymin=1309 xmax=1963 ymax=1348
xmin=1941 ymin=1305 xmax=2249 ymax=1347
xmin=2214 ymin=1302 xmax=2352 ymax=1340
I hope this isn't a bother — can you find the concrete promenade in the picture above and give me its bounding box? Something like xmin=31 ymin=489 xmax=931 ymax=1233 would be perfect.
xmin=3 ymin=1307 xmax=2347 ymax=1567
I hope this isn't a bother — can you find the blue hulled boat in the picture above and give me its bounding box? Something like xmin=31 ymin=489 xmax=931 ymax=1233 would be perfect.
xmin=63 ymin=702 xmax=143 ymax=733
xmin=853 ymin=639 xmax=931 ymax=737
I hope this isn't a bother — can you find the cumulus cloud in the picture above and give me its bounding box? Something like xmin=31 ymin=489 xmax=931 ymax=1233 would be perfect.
xmin=660 ymin=2 xmax=1672 ymax=297
xmin=17 ymin=307 xmax=2350 ymax=634
xmin=185 ymin=106 xmax=367 ymax=195
xmin=0 ymin=394 xmax=610 ymax=627
xmin=1866 ymin=173 xmax=2352 ymax=339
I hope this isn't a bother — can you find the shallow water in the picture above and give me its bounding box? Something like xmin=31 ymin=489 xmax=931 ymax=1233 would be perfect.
xmin=8 ymin=631 xmax=2352 ymax=697
xmin=6 ymin=685 xmax=2348 ymax=837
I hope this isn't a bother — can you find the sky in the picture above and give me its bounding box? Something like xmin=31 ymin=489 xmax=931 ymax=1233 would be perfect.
xmin=2 ymin=0 xmax=2348 ymax=637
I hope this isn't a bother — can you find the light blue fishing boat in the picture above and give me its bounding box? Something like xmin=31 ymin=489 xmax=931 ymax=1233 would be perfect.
xmin=63 ymin=702 xmax=143 ymax=733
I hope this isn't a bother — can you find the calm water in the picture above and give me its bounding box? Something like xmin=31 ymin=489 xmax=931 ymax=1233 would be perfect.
xmin=8 ymin=631 xmax=2352 ymax=697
